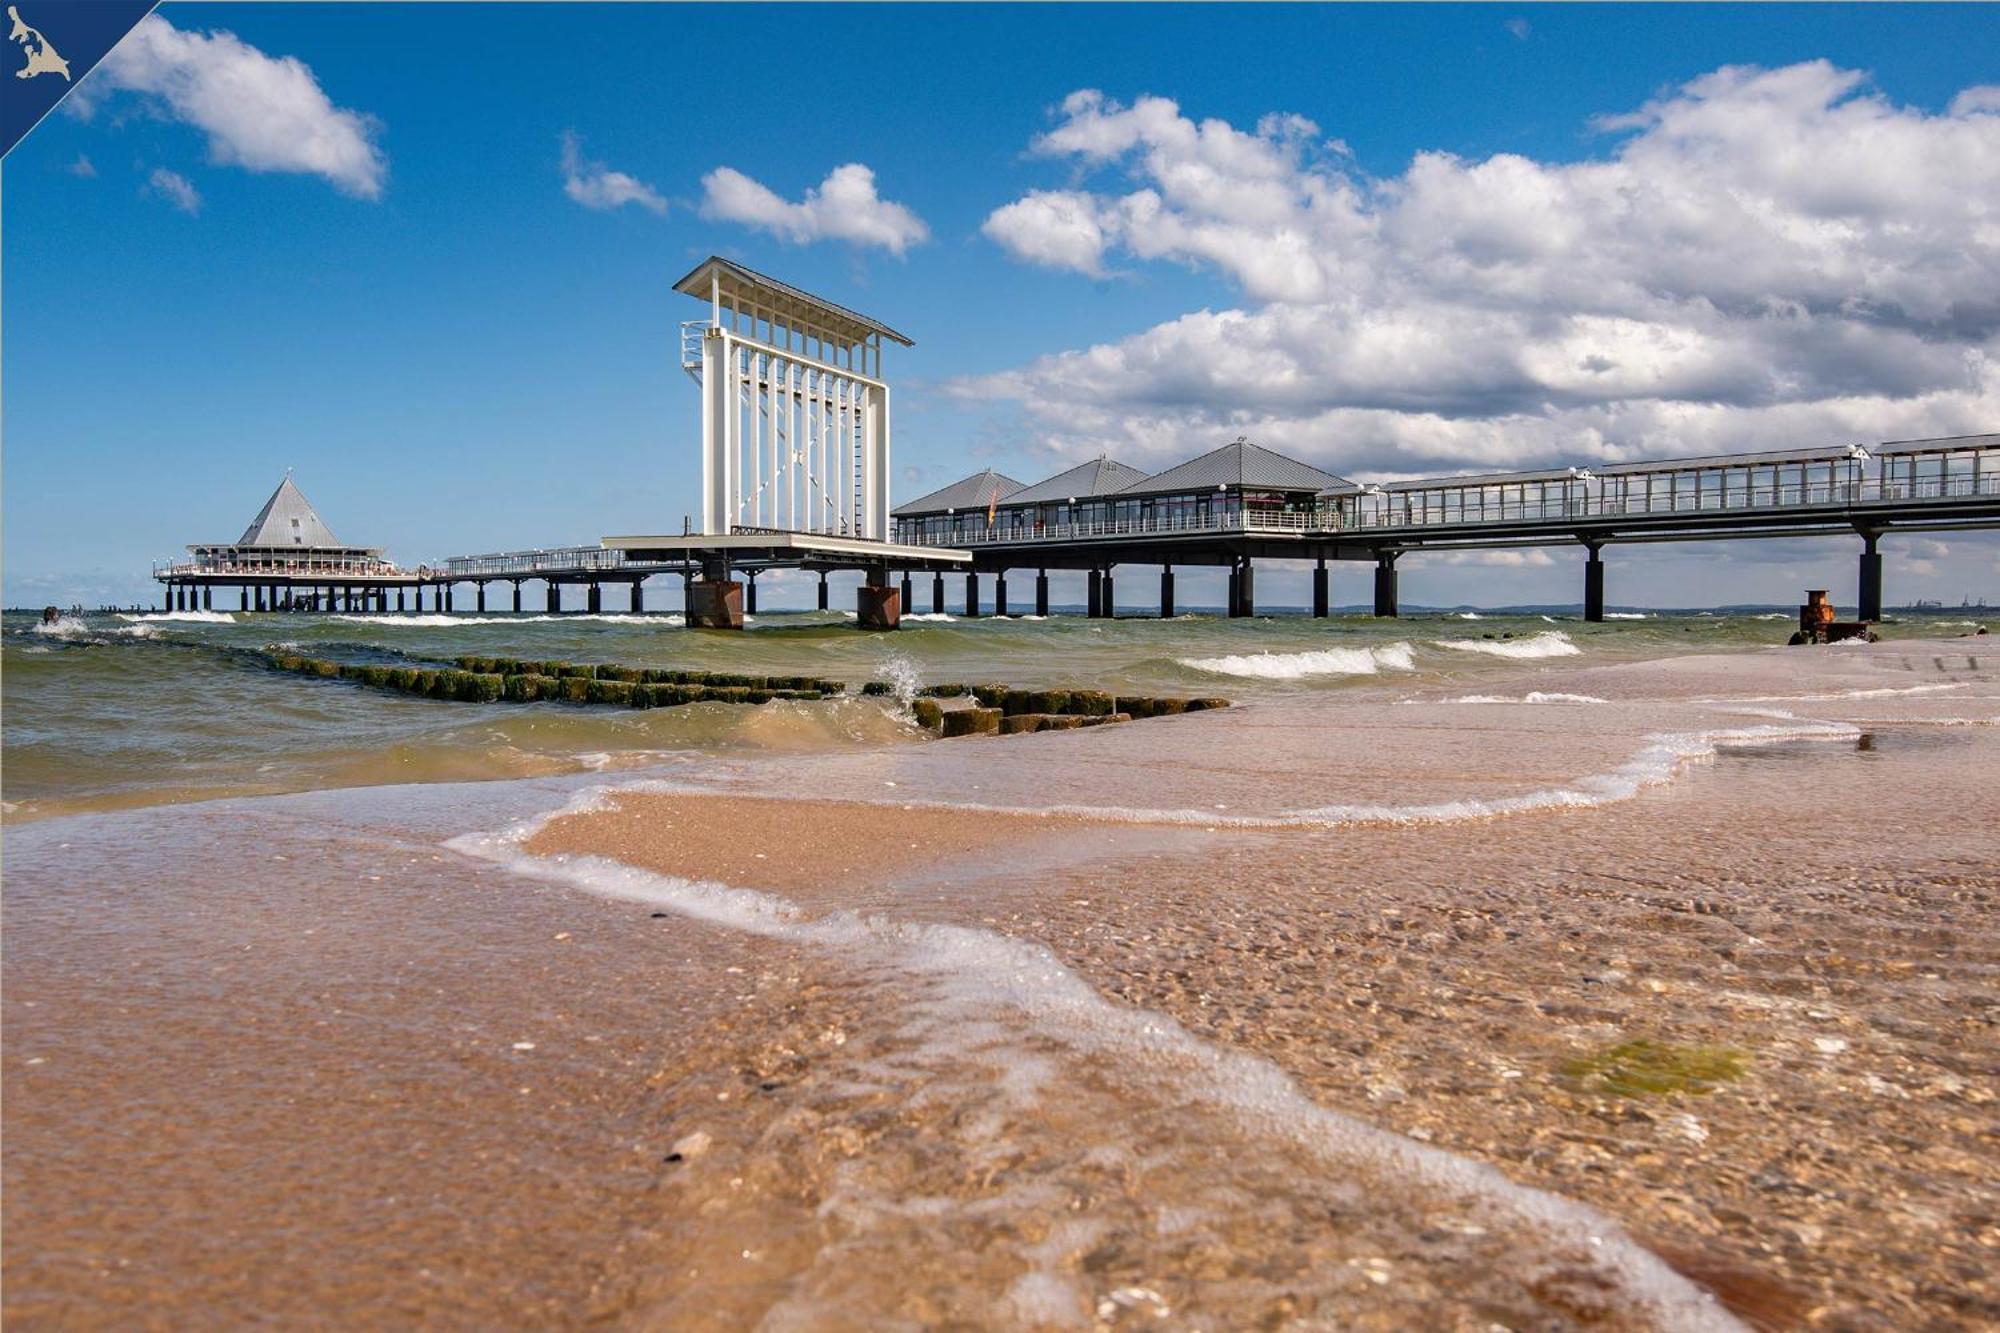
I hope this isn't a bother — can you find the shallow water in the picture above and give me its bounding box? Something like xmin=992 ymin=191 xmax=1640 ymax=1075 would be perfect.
xmin=5 ymin=605 xmax=1986 ymax=818
xmin=5 ymin=609 xmax=1996 ymax=1328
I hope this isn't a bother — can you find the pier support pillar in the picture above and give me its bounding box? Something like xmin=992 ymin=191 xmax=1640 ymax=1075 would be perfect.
xmin=1373 ymin=554 xmax=1399 ymax=618
xmin=1087 ymin=568 xmax=1102 ymax=619
xmin=631 ymin=580 xmax=644 ymax=614
xmin=1236 ymin=561 xmax=1255 ymax=617
xmin=546 ymin=581 xmax=560 ymax=614
xmin=900 ymin=571 xmax=914 ymax=611
xmin=1160 ymin=567 xmax=1175 ymax=619
xmin=587 ymin=581 xmax=602 ymax=615
xmin=1858 ymin=530 xmax=1884 ymax=622
xmin=964 ymin=571 xmax=979 ymax=618
xmin=395 ymin=588 xmax=404 ymax=612
xmin=931 ymin=571 xmax=945 ymax=615
xmin=682 ymin=574 xmax=694 ymax=623
xmin=511 ymin=582 xmax=522 ymax=614
xmin=444 ymin=586 xmax=455 ymax=614
xmin=1313 ymin=560 xmax=1329 ymax=618
xmin=254 ymin=586 xmax=265 ymax=612
xmin=856 ymin=570 xmax=901 ymax=631
xmin=1035 ymin=570 xmax=1050 ymax=618
xmin=1583 ymin=543 xmax=1605 ymax=623
xmin=1102 ymin=568 xmax=1116 ymax=619
xmin=202 ymin=586 xmax=212 ymax=611
xmin=688 ymin=580 xmax=745 ymax=630
xmin=817 ymin=572 xmax=830 ymax=611
xmin=476 ymin=583 xmax=487 ymax=614
xmin=995 ymin=572 xmax=1009 ymax=617
xmin=240 ymin=587 xmax=249 ymax=612
xmin=744 ymin=575 xmax=757 ymax=616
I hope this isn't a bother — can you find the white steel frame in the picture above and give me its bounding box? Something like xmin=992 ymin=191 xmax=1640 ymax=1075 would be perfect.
xmin=684 ymin=271 xmax=891 ymax=541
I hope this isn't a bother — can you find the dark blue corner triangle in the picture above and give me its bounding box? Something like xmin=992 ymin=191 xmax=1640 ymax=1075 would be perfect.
xmin=3 ymin=0 xmax=159 ymax=158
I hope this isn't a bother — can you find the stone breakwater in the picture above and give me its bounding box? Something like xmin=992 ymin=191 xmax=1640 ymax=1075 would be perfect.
xmin=258 ymin=651 xmax=1233 ymax=733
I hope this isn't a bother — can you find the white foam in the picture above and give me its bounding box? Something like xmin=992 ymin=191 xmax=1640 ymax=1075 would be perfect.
xmin=325 ymin=613 xmax=685 ymax=628
xmin=1434 ymin=630 xmax=1580 ymax=660
xmin=1603 ymin=612 xmax=1651 ymax=620
xmin=900 ymin=612 xmax=960 ymax=623
xmin=1180 ymin=642 xmax=1416 ymax=680
xmin=1447 ymin=692 xmax=1607 ymax=705
xmin=1453 ymin=611 xmax=1484 ymax=620
xmin=451 ymin=796 xmax=1743 ymax=1332
xmin=116 ymin=610 xmax=237 ymax=624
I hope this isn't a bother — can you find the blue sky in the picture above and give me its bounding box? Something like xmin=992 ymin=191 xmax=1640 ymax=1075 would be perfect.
xmin=6 ymin=3 xmax=1999 ymax=609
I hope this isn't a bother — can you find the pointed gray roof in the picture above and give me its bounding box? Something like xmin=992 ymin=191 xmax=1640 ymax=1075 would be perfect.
xmin=1001 ymin=457 xmax=1151 ymax=507
xmin=892 ymin=468 xmax=1027 ymax=517
xmin=238 ymin=476 xmax=342 ymax=547
xmin=1115 ymin=438 xmax=1354 ymax=497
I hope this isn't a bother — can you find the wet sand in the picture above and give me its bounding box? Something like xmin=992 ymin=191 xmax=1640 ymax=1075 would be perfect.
xmin=6 ymin=640 xmax=1996 ymax=1329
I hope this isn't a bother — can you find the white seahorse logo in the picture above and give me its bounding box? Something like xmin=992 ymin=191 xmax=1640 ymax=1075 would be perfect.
xmin=8 ymin=5 xmax=70 ymax=82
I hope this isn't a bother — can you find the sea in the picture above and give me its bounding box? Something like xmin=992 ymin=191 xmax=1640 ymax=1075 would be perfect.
xmin=8 ymin=603 xmax=1976 ymax=821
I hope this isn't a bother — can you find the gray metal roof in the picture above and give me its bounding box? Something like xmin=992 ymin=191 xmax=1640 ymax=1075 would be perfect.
xmin=237 ymin=476 xmax=343 ymax=548
xmin=1873 ymin=432 xmax=2000 ymax=456
xmin=1597 ymin=444 xmax=1868 ymax=474
xmin=1001 ymin=457 xmax=1151 ymax=506
xmin=1115 ymin=438 xmax=1353 ymax=497
xmin=891 ymin=468 xmax=1027 ymax=517
xmin=1372 ymin=465 xmax=1590 ymax=493
xmin=673 ymin=255 xmax=914 ymax=348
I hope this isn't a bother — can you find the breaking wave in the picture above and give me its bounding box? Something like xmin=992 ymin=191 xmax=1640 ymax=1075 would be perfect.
xmin=1179 ymin=642 xmax=1416 ymax=679
xmin=1433 ymin=630 xmax=1580 ymax=660
xmin=116 ymin=610 xmax=238 ymax=624
xmin=1446 ymin=691 xmax=1607 ymax=705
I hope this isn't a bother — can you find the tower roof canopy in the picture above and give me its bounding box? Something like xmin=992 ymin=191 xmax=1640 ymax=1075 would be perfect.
xmin=238 ymin=476 xmax=342 ymax=548
xmin=673 ymin=255 xmax=914 ymax=349
xmin=891 ymin=468 xmax=1027 ymax=517
xmin=1115 ymin=438 xmax=1353 ymax=497
xmin=1002 ymin=457 xmax=1151 ymax=506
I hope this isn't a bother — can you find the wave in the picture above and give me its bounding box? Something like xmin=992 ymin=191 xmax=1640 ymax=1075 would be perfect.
xmin=116 ymin=610 xmax=237 ymax=624
xmin=1447 ymin=691 xmax=1607 ymax=705
xmin=1603 ymin=612 xmax=1651 ymax=620
xmin=1433 ymin=630 xmax=1580 ymax=660
xmin=453 ymin=799 xmax=1741 ymax=1332
xmin=1179 ymin=642 xmax=1416 ymax=679
xmin=1452 ymin=611 xmax=1483 ymax=620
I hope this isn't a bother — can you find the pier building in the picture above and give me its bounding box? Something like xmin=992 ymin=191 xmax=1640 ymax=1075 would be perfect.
xmin=154 ymin=256 xmax=1997 ymax=624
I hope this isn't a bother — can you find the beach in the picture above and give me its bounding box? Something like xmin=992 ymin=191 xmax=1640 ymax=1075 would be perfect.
xmin=5 ymin=615 xmax=1996 ymax=1329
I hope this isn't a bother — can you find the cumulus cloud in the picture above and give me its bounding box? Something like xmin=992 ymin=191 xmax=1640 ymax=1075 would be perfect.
xmin=965 ymin=67 xmax=2000 ymax=477
xmin=700 ymin=163 xmax=928 ymax=255
xmin=67 ymin=153 xmax=96 ymax=177
xmin=145 ymin=166 xmax=201 ymax=214
xmin=558 ymin=131 xmax=667 ymax=215
xmin=73 ymin=14 xmax=385 ymax=198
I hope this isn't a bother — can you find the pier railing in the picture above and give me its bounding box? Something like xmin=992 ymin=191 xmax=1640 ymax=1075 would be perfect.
xmin=898 ymin=509 xmax=1316 ymax=547
xmin=443 ymin=546 xmax=640 ymax=579
xmin=1343 ymin=473 xmax=2000 ymax=531
xmin=155 ymin=555 xmax=407 ymax=579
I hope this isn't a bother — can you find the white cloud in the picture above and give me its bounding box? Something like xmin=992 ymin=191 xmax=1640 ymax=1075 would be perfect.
xmin=966 ymin=67 xmax=2000 ymax=479
xmin=700 ymin=163 xmax=928 ymax=255
xmin=145 ymin=166 xmax=201 ymax=214
xmin=67 ymin=153 xmax=96 ymax=178
xmin=73 ymin=15 xmax=385 ymax=198
xmin=558 ymin=131 xmax=667 ymax=215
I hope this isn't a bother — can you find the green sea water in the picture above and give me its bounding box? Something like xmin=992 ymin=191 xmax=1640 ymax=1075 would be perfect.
xmin=4 ymin=605 xmax=1987 ymax=820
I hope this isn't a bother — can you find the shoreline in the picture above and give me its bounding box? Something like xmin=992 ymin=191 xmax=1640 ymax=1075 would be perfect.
xmin=6 ymin=637 xmax=1995 ymax=1327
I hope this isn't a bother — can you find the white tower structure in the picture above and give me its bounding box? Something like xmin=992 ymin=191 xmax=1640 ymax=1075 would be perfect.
xmin=674 ymin=257 xmax=910 ymax=541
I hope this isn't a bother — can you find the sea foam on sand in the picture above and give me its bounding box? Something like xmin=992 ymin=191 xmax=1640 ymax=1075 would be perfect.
xmin=451 ymin=790 xmax=1743 ymax=1333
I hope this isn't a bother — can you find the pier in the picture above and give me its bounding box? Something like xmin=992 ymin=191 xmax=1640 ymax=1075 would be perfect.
xmin=154 ymin=259 xmax=1996 ymax=625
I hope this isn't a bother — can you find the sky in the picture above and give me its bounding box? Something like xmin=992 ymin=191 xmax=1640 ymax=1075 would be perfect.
xmin=6 ymin=2 xmax=1999 ymax=611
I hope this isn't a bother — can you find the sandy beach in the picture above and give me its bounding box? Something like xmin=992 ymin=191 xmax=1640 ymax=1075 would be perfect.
xmin=6 ymin=637 xmax=1996 ymax=1329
